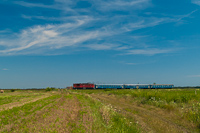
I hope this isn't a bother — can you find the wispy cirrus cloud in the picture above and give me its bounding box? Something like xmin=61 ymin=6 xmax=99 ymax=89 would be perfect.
xmin=122 ymin=17 xmax=174 ymax=31
xmin=192 ymin=0 xmax=200 ymax=5
xmin=14 ymin=0 xmax=76 ymax=14
xmin=126 ymin=48 xmax=174 ymax=55
xmin=0 ymin=0 xmax=189 ymax=56
xmin=0 ymin=29 xmax=12 ymax=33
xmin=176 ymin=9 xmax=198 ymax=22
xmin=125 ymin=62 xmax=139 ymax=65
xmin=2 ymin=68 xmax=9 ymax=71
xmin=15 ymin=1 xmax=53 ymax=8
xmin=188 ymin=75 xmax=200 ymax=77
xmin=0 ymin=16 xmax=181 ymax=55
xmin=94 ymin=0 xmax=151 ymax=11
xmin=0 ymin=17 xmax=103 ymax=55
xmin=85 ymin=43 xmax=119 ymax=50
xmin=0 ymin=15 xmax=179 ymax=56
xmin=15 ymin=0 xmax=151 ymax=12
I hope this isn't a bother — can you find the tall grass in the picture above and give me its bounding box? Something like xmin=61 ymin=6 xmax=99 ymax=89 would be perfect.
xmin=73 ymin=89 xmax=200 ymax=104
xmin=76 ymin=94 xmax=140 ymax=133
xmin=72 ymin=89 xmax=200 ymax=127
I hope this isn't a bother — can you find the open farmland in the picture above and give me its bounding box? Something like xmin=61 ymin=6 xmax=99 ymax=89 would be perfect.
xmin=0 ymin=89 xmax=200 ymax=132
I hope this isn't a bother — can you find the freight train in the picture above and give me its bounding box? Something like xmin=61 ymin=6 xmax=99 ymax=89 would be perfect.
xmin=73 ymin=83 xmax=174 ymax=89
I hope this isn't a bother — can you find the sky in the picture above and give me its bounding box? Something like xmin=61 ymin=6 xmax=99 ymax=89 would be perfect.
xmin=0 ymin=0 xmax=200 ymax=88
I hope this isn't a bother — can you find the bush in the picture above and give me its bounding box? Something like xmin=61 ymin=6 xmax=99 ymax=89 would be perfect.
xmin=11 ymin=89 xmax=15 ymax=92
xmin=45 ymin=87 xmax=56 ymax=91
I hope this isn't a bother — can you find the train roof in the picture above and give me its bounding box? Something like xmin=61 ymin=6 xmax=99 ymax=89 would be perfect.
xmin=73 ymin=83 xmax=174 ymax=86
xmin=125 ymin=84 xmax=174 ymax=85
xmin=150 ymin=84 xmax=174 ymax=85
xmin=124 ymin=84 xmax=149 ymax=85
xmin=73 ymin=83 xmax=94 ymax=85
xmin=95 ymin=84 xmax=124 ymax=85
xmin=95 ymin=84 xmax=174 ymax=86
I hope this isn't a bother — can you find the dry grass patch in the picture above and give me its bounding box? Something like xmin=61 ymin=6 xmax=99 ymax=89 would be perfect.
xmin=0 ymin=94 xmax=61 ymax=132
xmin=90 ymin=93 xmax=194 ymax=133
xmin=0 ymin=93 xmax=51 ymax=111
xmin=12 ymin=94 xmax=93 ymax=133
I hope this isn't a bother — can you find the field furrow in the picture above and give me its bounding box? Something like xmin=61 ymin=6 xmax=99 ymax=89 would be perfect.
xmin=89 ymin=93 xmax=194 ymax=133
xmin=1 ymin=89 xmax=199 ymax=133
xmin=0 ymin=93 xmax=52 ymax=111
xmin=0 ymin=94 xmax=61 ymax=132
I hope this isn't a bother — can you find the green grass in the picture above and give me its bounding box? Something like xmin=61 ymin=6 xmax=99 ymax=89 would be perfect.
xmin=0 ymin=93 xmax=45 ymax=105
xmin=73 ymin=89 xmax=200 ymax=102
xmin=1 ymin=89 xmax=200 ymax=132
xmin=72 ymin=89 xmax=200 ymax=106
xmin=0 ymin=91 xmax=141 ymax=132
xmin=76 ymin=94 xmax=140 ymax=133
xmin=0 ymin=94 xmax=61 ymax=132
xmin=71 ymin=89 xmax=200 ymax=127
xmin=0 ymin=90 xmax=47 ymax=105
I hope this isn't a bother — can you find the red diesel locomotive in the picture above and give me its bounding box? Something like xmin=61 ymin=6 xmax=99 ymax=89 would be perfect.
xmin=73 ymin=83 xmax=95 ymax=89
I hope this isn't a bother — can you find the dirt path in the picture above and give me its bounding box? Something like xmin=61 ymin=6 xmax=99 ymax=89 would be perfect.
xmin=90 ymin=94 xmax=193 ymax=133
xmin=0 ymin=93 xmax=52 ymax=111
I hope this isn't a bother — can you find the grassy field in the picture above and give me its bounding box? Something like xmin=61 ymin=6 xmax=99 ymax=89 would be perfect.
xmin=0 ymin=89 xmax=200 ymax=132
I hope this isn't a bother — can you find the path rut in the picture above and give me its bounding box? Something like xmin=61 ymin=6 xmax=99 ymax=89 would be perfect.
xmin=90 ymin=94 xmax=193 ymax=133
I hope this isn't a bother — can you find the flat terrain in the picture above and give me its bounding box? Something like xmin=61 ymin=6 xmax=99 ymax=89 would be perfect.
xmin=0 ymin=89 xmax=200 ymax=132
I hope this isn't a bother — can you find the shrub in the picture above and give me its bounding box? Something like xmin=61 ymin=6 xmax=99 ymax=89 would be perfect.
xmin=11 ymin=89 xmax=15 ymax=92
xmin=45 ymin=87 xmax=56 ymax=91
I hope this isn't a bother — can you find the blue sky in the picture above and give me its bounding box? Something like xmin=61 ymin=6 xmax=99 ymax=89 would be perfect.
xmin=0 ymin=0 xmax=200 ymax=88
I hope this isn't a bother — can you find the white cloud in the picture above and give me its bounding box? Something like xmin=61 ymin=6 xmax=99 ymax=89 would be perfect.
xmin=2 ymin=68 xmax=9 ymax=71
xmin=122 ymin=17 xmax=176 ymax=32
xmin=188 ymin=75 xmax=200 ymax=77
xmin=0 ymin=29 xmax=11 ymax=33
xmin=15 ymin=1 xmax=77 ymax=13
xmin=0 ymin=17 xmax=109 ymax=55
xmin=1 ymin=0 xmax=185 ymax=56
xmin=176 ymin=9 xmax=198 ymax=22
xmin=125 ymin=63 xmax=139 ymax=65
xmin=43 ymin=30 xmax=58 ymax=37
xmin=85 ymin=43 xmax=119 ymax=50
xmin=95 ymin=0 xmax=151 ymax=11
xmin=15 ymin=0 xmax=151 ymax=13
xmin=126 ymin=48 xmax=174 ymax=55
xmin=192 ymin=0 xmax=200 ymax=5
xmin=15 ymin=1 xmax=54 ymax=8
xmin=0 ymin=15 xmax=180 ymax=56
